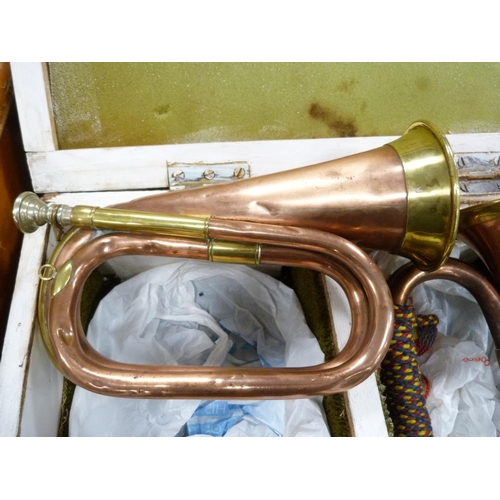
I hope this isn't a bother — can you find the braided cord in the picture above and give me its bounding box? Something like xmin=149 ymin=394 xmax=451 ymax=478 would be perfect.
xmin=380 ymin=304 xmax=438 ymax=437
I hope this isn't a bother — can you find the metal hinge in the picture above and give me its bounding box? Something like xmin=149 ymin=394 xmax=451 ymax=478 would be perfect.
xmin=167 ymin=161 xmax=251 ymax=190
xmin=455 ymin=152 xmax=500 ymax=202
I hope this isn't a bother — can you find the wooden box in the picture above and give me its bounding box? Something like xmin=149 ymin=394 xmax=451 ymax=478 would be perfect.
xmin=1 ymin=63 xmax=499 ymax=437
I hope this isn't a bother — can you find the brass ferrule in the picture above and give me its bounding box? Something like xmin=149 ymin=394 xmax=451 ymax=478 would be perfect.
xmin=208 ymin=239 xmax=262 ymax=265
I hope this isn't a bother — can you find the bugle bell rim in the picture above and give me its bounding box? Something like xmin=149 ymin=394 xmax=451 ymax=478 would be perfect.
xmin=386 ymin=120 xmax=460 ymax=272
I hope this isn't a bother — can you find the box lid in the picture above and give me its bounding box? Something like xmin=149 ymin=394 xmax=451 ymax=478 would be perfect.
xmin=11 ymin=63 xmax=500 ymax=204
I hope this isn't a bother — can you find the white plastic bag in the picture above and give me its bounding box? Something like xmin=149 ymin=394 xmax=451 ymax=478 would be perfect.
xmin=419 ymin=334 xmax=500 ymax=436
xmin=69 ymin=259 xmax=330 ymax=437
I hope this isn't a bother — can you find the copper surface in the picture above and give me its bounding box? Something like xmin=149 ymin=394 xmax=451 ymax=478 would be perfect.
xmin=42 ymin=222 xmax=393 ymax=399
xmin=459 ymin=200 xmax=500 ymax=289
xmin=122 ymin=146 xmax=409 ymax=252
xmin=389 ymin=258 xmax=500 ymax=365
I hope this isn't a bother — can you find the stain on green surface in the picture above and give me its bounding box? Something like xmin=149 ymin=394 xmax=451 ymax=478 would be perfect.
xmin=335 ymin=77 xmax=357 ymax=94
xmin=308 ymin=102 xmax=358 ymax=137
xmin=48 ymin=62 xmax=500 ymax=150
xmin=415 ymin=75 xmax=432 ymax=92
xmin=154 ymin=103 xmax=171 ymax=117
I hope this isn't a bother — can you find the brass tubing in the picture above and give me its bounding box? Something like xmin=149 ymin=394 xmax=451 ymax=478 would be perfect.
xmin=389 ymin=258 xmax=500 ymax=366
xmin=15 ymin=119 xmax=461 ymax=398
xmin=78 ymin=244 xmax=371 ymax=372
xmin=43 ymin=225 xmax=393 ymax=399
xmin=69 ymin=206 xmax=209 ymax=239
xmin=208 ymin=239 xmax=262 ymax=265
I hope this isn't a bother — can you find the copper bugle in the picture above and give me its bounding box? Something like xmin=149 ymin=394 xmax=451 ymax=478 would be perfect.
xmin=36 ymin=221 xmax=394 ymax=399
xmin=11 ymin=120 xmax=460 ymax=398
xmin=14 ymin=121 xmax=460 ymax=272
xmin=459 ymin=199 xmax=500 ymax=289
xmin=388 ymin=257 xmax=500 ymax=366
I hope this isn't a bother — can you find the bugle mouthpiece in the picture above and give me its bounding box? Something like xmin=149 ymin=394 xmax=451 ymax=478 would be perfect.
xmin=12 ymin=192 xmax=62 ymax=234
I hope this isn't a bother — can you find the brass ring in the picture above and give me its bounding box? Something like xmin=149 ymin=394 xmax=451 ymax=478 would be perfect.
xmin=39 ymin=264 xmax=57 ymax=281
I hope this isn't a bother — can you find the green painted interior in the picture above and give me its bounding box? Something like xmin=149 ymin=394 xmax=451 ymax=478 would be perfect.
xmin=48 ymin=62 xmax=500 ymax=150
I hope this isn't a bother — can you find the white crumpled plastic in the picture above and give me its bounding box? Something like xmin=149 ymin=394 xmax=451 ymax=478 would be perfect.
xmin=371 ymin=249 xmax=500 ymax=437
xmin=69 ymin=258 xmax=330 ymax=437
xmin=419 ymin=335 xmax=500 ymax=437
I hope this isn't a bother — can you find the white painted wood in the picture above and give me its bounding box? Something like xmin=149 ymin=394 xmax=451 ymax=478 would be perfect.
xmin=49 ymin=190 xmax=165 ymax=206
xmin=324 ymin=277 xmax=389 ymax=437
xmin=0 ymin=228 xmax=48 ymax=436
xmin=345 ymin=378 xmax=390 ymax=437
xmin=449 ymin=133 xmax=500 ymax=154
xmin=27 ymin=132 xmax=500 ymax=194
xmin=29 ymin=146 xmax=170 ymax=193
xmin=19 ymin=230 xmax=65 ymax=436
xmin=10 ymin=62 xmax=58 ymax=153
xmin=19 ymin=324 xmax=63 ymax=437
